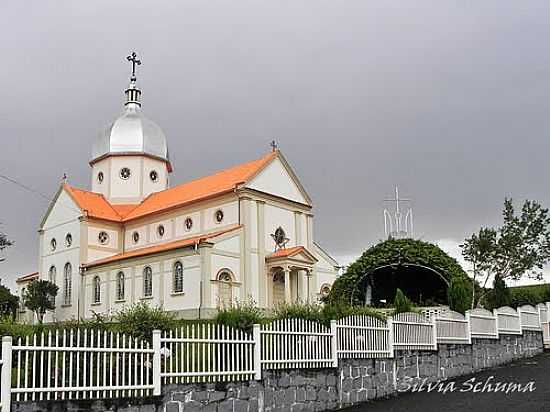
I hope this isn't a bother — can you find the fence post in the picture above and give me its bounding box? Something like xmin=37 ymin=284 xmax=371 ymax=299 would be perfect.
xmin=253 ymin=324 xmax=262 ymax=380
xmin=387 ymin=316 xmax=394 ymax=358
xmin=465 ymin=311 xmax=472 ymax=345
xmin=1 ymin=336 xmax=13 ymax=412
xmin=330 ymin=320 xmax=338 ymax=367
xmin=431 ymin=317 xmax=438 ymax=350
xmin=152 ymin=330 xmax=161 ymax=396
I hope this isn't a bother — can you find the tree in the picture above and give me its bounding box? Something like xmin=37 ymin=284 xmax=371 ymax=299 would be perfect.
xmin=487 ymin=274 xmax=512 ymax=309
xmin=0 ymin=228 xmax=14 ymax=257
xmin=0 ymin=282 xmax=19 ymax=319
xmin=461 ymin=198 xmax=550 ymax=308
xmin=23 ymin=280 xmax=58 ymax=323
xmin=393 ymin=288 xmax=412 ymax=314
xmin=447 ymin=276 xmax=471 ymax=314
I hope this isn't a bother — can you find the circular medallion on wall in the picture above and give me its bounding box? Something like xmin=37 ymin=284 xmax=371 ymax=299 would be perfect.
xmin=65 ymin=233 xmax=72 ymax=248
xmin=149 ymin=170 xmax=159 ymax=183
xmin=119 ymin=167 xmax=131 ymax=180
xmin=184 ymin=217 xmax=193 ymax=231
xmin=214 ymin=209 xmax=224 ymax=224
xmin=132 ymin=231 xmax=140 ymax=244
xmin=50 ymin=238 xmax=57 ymax=251
xmin=157 ymin=225 xmax=165 ymax=238
xmin=98 ymin=231 xmax=109 ymax=245
xmin=97 ymin=171 xmax=104 ymax=184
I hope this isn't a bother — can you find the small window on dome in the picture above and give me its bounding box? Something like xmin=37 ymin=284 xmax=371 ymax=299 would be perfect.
xmin=157 ymin=225 xmax=165 ymax=238
xmin=214 ymin=209 xmax=224 ymax=224
xmin=119 ymin=168 xmax=131 ymax=180
xmin=132 ymin=231 xmax=140 ymax=244
xmin=50 ymin=238 xmax=57 ymax=251
xmin=98 ymin=231 xmax=109 ymax=245
xmin=184 ymin=217 xmax=193 ymax=231
xmin=150 ymin=170 xmax=159 ymax=182
xmin=97 ymin=172 xmax=104 ymax=184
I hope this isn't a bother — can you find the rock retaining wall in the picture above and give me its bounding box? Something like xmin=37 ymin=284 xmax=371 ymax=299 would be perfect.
xmin=12 ymin=331 xmax=543 ymax=412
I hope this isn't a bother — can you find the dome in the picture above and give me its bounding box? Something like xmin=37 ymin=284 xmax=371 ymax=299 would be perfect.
xmin=91 ymin=82 xmax=172 ymax=171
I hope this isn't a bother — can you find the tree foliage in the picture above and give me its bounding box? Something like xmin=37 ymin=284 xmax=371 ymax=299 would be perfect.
xmin=330 ymin=238 xmax=470 ymax=305
xmin=0 ymin=282 xmax=19 ymax=319
xmin=392 ymin=289 xmax=412 ymax=314
xmin=447 ymin=276 xmax=471 ymax=314
xmin=0 ymin=229 xmax=14 ymax=252
xmin=114 ymin=302 xmax=177 ymax=341
xmin=461 ymin=198 xmax=550 ymax=307
xmin=23 ymin=280 xmax=58 ymax=323
xmin=486 ymin=275 xmax=512 ymax=310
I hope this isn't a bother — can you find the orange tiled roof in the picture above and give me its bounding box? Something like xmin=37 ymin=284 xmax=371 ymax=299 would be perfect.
xmin=16 ymin=272 xmax=39 ymax=283
xmin=269 ymin=246 xmax=307 ymax=259
xmin=84 ymin=225 xmax=242 ymax=269
xmin=65 ymin=151 xmax=277 ymax=222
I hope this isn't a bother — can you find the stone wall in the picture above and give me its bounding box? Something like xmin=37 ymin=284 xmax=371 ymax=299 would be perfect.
xmin=12 ymin=332 xmax=543 ymax=412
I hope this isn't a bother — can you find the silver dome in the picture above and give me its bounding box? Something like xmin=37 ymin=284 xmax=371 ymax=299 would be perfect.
xmin=91 ymin=83 xmax=171 ymax=170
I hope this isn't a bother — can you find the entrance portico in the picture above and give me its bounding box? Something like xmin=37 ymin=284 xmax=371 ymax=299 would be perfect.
xmin=265 ymin=246 xmax=318 ymax=307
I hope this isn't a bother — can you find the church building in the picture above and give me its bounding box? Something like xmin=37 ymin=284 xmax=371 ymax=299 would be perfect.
xmin=36 ymin=55 xmax=339 ymax=321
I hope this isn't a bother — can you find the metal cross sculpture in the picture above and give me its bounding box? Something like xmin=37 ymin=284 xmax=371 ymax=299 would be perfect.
xmin=271 ymin=226 xmax=290 ymax=251
xmin=270 ymin=140 xmax=278 ymax=152
xmin=126 ymin=52 xmax=142 ymax=81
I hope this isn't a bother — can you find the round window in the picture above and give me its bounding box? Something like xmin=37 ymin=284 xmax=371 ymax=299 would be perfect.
xmin=65 ymin=233 xmax=72 ymax=247
xmin=184 ymin=217 xmax=193 ymax=231
xmin=50 ymin=238 xmax=57 ymax=251
xmin=215 ymin=209 xmax=224 ymax=224
xmin=157 ymin=225 xmax=165 ymax=237
xmin=132 ymin=231 xmax=140 ymax=244
xmin=98 ymin=231 xmax=109 ymax=245
xmin=97 ymin=171 xmax=104 ymax=184
xmin=119 ymin=167 xmax=131 ymax=180
xmin=150 ymin=170 xmax=159 ymax=182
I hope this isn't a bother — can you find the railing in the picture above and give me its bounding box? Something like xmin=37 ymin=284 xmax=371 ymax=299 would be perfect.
xmin=467 ymin=308 xmax=498 ymax=339
xmin=494 ymin=306 xmax=522 ymax=335
xmin=336 ymin=315 xmax=392 ymax=358
xmin=10 ymin=330 xmax=154 ymax=402
xmin=1 ymin=337 xmax=10 ymax=412
xmin=435 ymin=310 xmax=471 ymax=344
xmin=159 ymin=324 xmax=257 ymax=385
xmin=392 ymin=312 xmax=437 ymax=350
xmin=537 ymin=303 xmax=550 ymax=346
xmin=259 ymin=319 xmax=337 ymax=370
xmin=518 ymin=304 xmax=541 ymax=331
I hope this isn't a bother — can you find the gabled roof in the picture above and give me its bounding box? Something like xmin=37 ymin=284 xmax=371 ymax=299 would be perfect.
xmin=61 ymin=151 xmax=279 ymax=223
xmin=83 ymin=225 xmax=242 ymax=269
xmin=267 ymin=246 xmax=318 ymax=264
xmin=16 ymin=272 xmax=39 ymax=283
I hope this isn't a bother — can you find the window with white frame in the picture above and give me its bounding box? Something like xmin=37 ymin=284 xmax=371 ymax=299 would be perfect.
xmin=116 ymin=271 xmax=125 ymax=301
xmin=143 ymin=266 xmax=153 ymax=297
xmin=93 ymin=276 xmax=101 ymax=304
xmin=63 ymin=263 xmax=72 ymax=305
xmin=48 ymin=265 xmax=56 ymax=284
xmin=217 ymin=269 xmax=234 ymax=308
xmin=173 ymin=261 xmax=184 ymax=293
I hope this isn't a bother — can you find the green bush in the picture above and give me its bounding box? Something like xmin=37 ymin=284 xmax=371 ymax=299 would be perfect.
xmin=215 ymin=299 xmax=265 ymax=332
xmin=393 ymin=288 xmax=413 ymax=315
xmin=321 ymin=302 xmax=385 ymax=322
xmin=273 ymin=302 xmax=325 ymax=324
xmin=509 ymin=284 xmax=550 ymax=307
xmin=447 ymin=277 xmax=472 ymax=314
xmin=114 ymin=302 xmax=177 ymax=341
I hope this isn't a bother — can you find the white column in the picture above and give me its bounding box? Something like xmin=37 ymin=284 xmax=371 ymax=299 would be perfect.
xmin=1 ymin=336 xmax=13 ymax=408
xmin=284 ymin=267 xmax=291 ymax=304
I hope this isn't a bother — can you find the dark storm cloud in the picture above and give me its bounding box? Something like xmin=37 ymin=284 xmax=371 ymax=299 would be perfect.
xmin=2 ymin=1 xmax=550 ymax=288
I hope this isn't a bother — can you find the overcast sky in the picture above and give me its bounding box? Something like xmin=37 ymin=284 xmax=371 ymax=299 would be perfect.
xmin=2 ymin=1 xmax=550 ymax=290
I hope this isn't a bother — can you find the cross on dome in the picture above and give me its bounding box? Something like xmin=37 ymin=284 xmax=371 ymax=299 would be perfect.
xmin=126 ymin=52 xmax=141 ymax=82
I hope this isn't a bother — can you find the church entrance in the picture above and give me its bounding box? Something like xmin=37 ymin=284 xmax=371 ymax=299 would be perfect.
xmin=272 ymin=270 xmax=286 ymax=307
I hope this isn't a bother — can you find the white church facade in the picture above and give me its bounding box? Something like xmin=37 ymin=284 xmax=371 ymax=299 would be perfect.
xmin=34 ymin=56 xmax=339 ymax=321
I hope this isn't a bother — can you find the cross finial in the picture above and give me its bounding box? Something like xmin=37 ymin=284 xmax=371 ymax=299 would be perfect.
xmin=126 ymin=52 xmax=142 ymax=82
xmin=269 ymin=140 xmax=278 ymax=152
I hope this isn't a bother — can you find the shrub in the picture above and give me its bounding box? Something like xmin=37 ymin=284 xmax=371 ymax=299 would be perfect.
xmin=447 ymin=277 xmax=472 ymax=314
xmin=393 ymin=288 xmax=412 ymax=315
xmin=321 ymin=302 xmax=385 ymax=322
xmin=486 ymin=275 xmax=512 ymax=310
xmin=273 ymin=302 xmax=325 ymax=324
xmin=215 ymin=299 xmax=265 ymax=332
xmin=114 ymin=302 xmax=177 ymax=341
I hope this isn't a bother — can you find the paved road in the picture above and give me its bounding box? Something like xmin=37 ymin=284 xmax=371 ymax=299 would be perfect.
xmin=345 ymin=352 xmax=550 ymax=412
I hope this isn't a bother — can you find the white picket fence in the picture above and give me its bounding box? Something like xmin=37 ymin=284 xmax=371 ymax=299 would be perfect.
xmin=1 ymin=303 xmax=550 ymax=410
xmin=335 ymin=315 xmax=393 ymax=358
xmin=159 ymin=324 xmax=257 ymax=385
xmin=435 ymin=311 xmax=471 ymax=344
xmin=467 ymin=308 xmax=498 ymax=339
xmin=494 ymin=306 xmax=522 ymax=335
xmin=392 ymin=313 xmax=437 ymax=350
xmin=259 ymin=319 xmax=336 ymax=370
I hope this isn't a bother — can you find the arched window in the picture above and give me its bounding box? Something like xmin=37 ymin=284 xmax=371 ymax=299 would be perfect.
xmin=319 ymin=284 xmax=331 ymax=299
xmin=48 ymin=265 xmax=56 ymax=284
xmin=93 ymin=276 xmax=101 ymax=304
xmin=217 ymin=270 xmax=234 ymax=308
xmin=63 ymin=263 xmax=72 ymax=305
xmin=116 ymin=272 xmax=125 ymax=301
xmin=143 ymin=266 xmax=153 ymax=297
xmin=173 ymin=261 xmax=184 ymax=293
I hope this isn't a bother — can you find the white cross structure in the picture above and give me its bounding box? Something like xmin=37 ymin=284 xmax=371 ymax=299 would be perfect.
xmin=383 ymin=186 xmax=413 ymax=239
